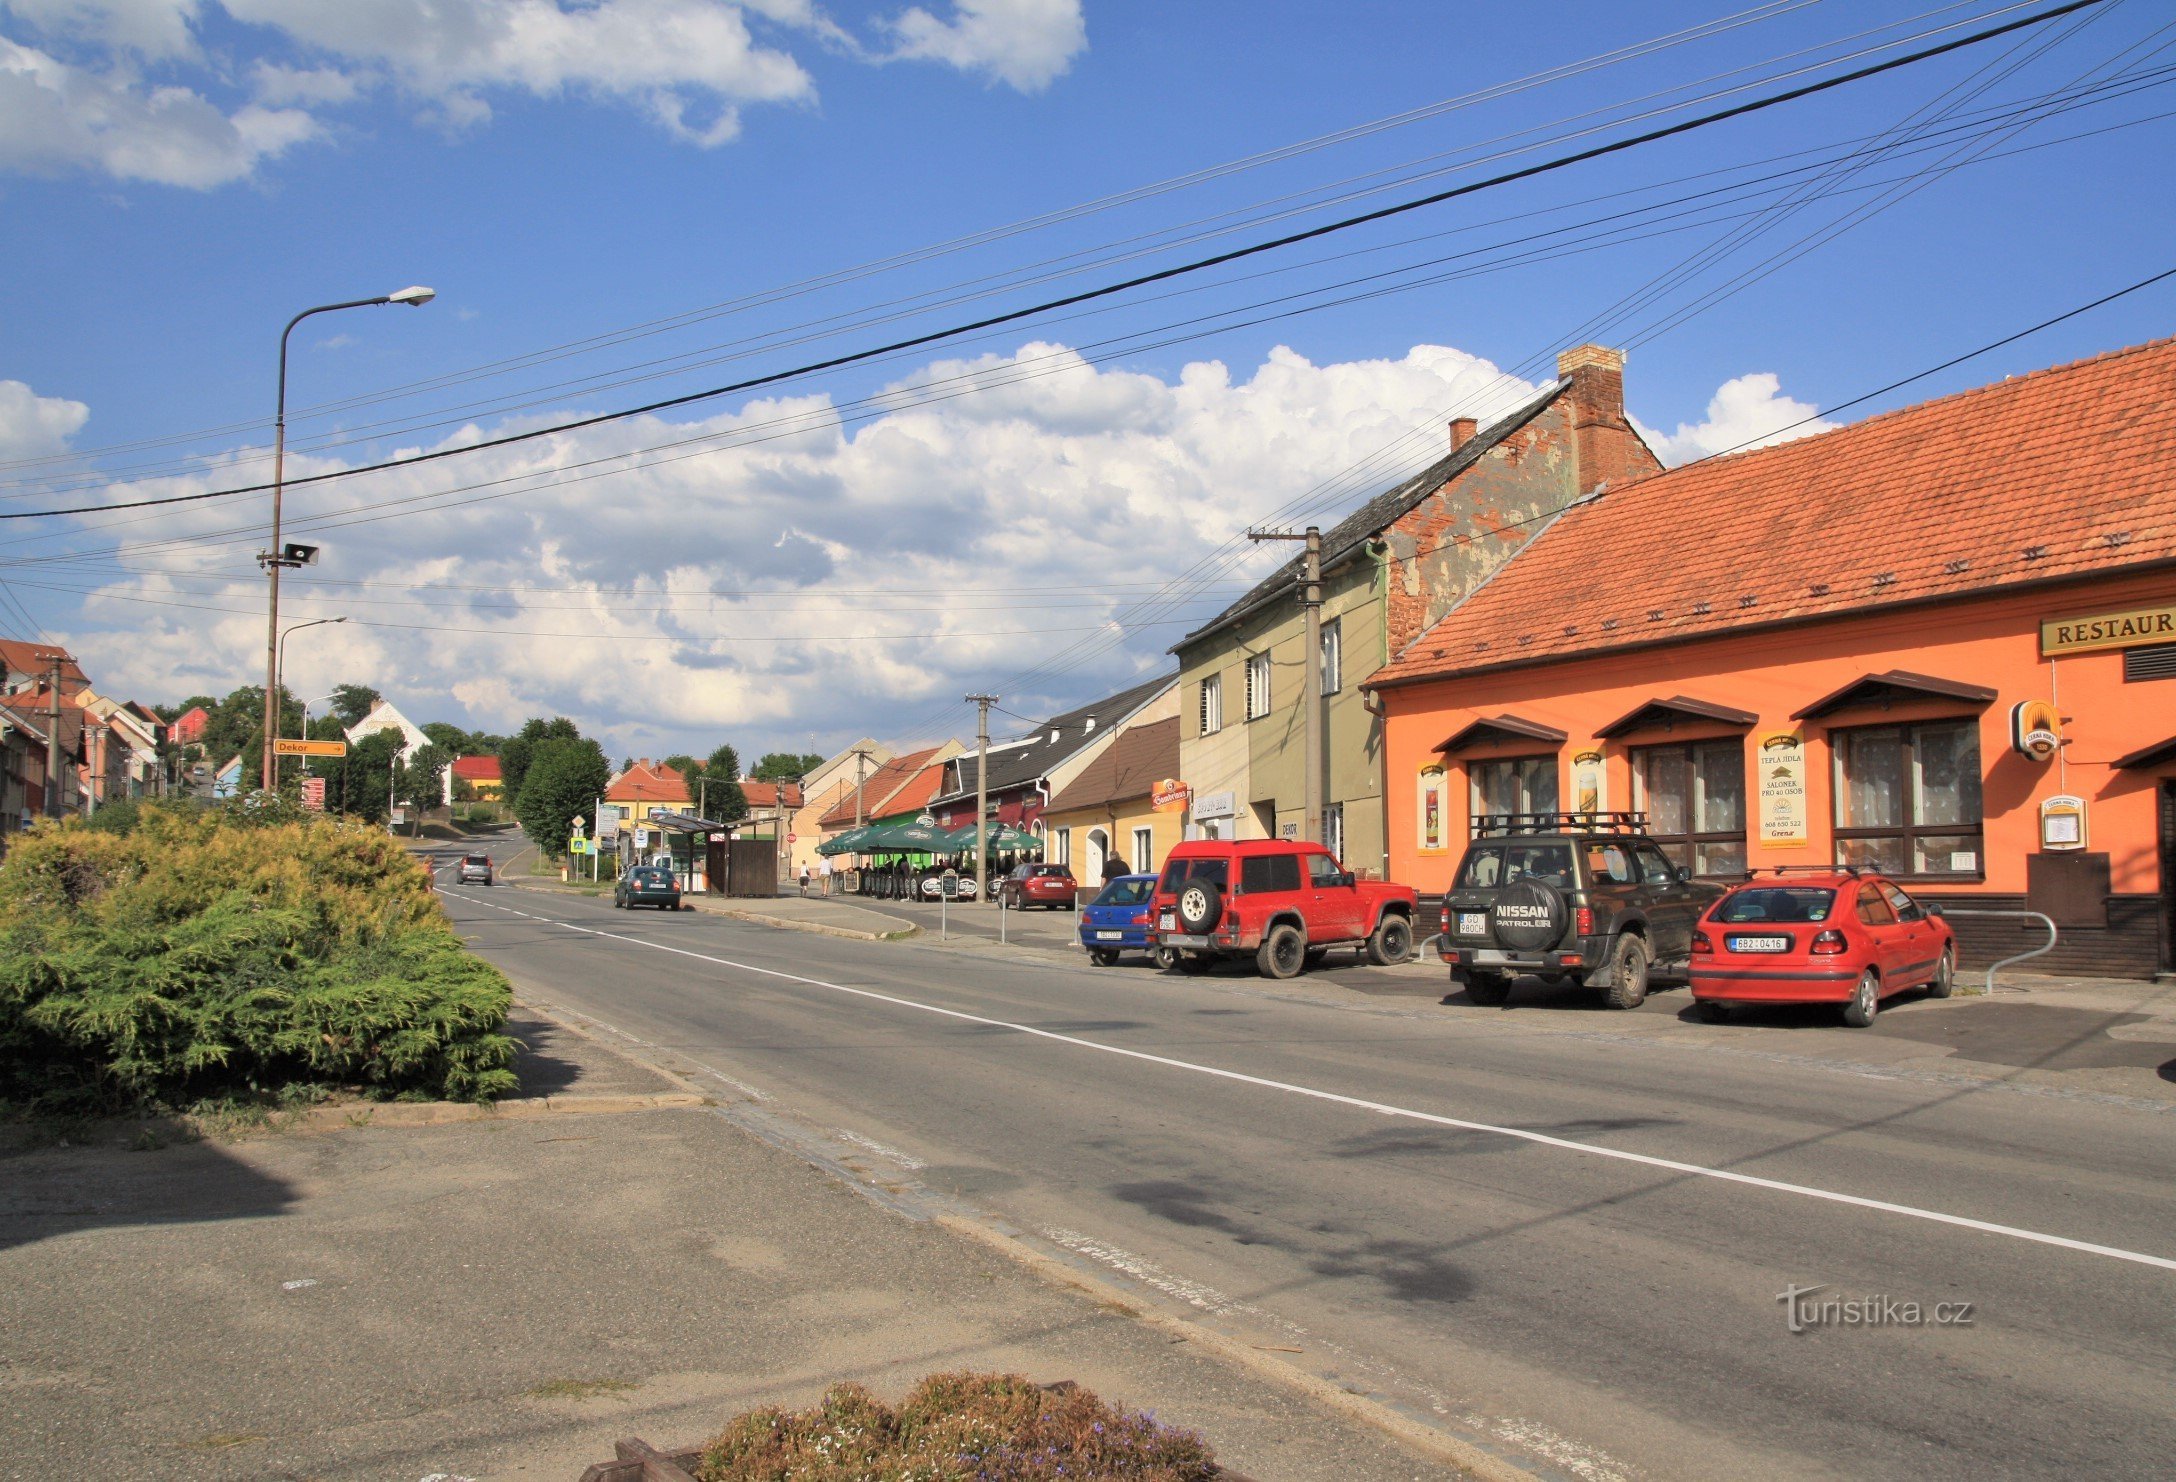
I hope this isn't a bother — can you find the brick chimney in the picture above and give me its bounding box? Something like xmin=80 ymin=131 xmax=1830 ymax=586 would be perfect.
xmin=1555 ymin=344 xmax=1654 ymax=494
xmin=1449 ymin=416 xmax=1478 ymax=451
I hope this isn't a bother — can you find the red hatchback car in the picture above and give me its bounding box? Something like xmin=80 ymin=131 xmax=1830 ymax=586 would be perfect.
xmin=999 ymin=862 xmax=1080 ymax=910
xmin=1689 ymin=869 xmax=1956 ymax=1026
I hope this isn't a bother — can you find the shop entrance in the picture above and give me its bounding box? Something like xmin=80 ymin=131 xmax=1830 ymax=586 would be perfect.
xmin=2160 ymin=781 xmax=2176 ymax=974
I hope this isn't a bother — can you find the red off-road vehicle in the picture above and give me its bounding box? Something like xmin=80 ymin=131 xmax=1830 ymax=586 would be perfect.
xmin=1147 ymin=839 xmax=1419 ymax=979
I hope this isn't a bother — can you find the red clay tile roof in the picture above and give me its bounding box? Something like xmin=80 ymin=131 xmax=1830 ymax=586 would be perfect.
xmin=739 ymin=780 xmax=803 ymax=809
xmin=818 ymin=747 xmax=939 ymax=828
xmin=450 ymin=755 xmax=503 ymax=781
xmin=1372 ymin=336 xmax=2176 ymax=688
xmin=605 ymin=762 xmax=689 ymax=804
xmin=0 ymin=640 xmax=88 ymax=691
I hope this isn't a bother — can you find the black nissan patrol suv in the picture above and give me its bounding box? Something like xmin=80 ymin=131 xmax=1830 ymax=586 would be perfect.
xmin=1437 ymin=812 xmax=1727 ymax=1009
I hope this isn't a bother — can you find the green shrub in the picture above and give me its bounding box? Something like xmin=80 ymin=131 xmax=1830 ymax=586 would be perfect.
xmin=0 ymin=803 xmax=517 ymax=1115
xmin=698 ymin=1372 xmax=1221 ymax=1481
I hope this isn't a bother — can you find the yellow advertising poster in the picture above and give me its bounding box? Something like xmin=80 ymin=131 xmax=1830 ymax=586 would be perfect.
xmin=1756 ymin=730 xmax=1808 ymax=848
xmin=1571 ymin=750 xmax=1604 ymax=814
xmin=1417 ymin=765 xmax=1448 ymax=853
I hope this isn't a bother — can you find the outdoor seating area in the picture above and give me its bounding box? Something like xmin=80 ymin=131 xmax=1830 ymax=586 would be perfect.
xmin=817 ymin=819 xmax=1043 ymax=900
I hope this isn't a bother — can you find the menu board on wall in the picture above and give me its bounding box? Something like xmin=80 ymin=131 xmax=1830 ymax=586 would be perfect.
xmin=1756 ymin=731 xmax=1808 ymax=848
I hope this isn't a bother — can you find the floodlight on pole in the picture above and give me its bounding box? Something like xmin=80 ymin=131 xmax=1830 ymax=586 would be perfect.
xmin=260 ymin=289 xmax=435 ymax=791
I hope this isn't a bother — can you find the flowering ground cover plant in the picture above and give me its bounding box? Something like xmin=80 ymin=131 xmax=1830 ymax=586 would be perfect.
xmin=699 ymin=1371 xmax=1223 ymax=1481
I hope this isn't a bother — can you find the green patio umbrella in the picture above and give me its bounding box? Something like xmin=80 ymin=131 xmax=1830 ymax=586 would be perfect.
xmin=950 ymin=821 xmax=1042 ymax=854
xmin=817 ymin=824 xmax=877 ymax=856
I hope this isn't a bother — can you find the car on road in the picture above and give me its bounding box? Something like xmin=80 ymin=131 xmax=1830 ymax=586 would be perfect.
xmin=1147 ymin=839 xmax=1417 ymax=979
xmin=1078 ymin=873 xmax=1164 ymax=966
xmin=614 ymin=864 xmax=684 ymax=911
xmin=456 ymin=852 xmax=494 ymax=886
xmin=1437 ymin=812 xmax=1727 ymax=1009
xmin=999 ymin=862 xmax=1080 ymax=910
xmin=1689 ymin=868 xmax=1956 ymax=1026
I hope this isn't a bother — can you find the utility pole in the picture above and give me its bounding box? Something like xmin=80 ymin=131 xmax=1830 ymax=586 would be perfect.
xmin=39 ymin=652 xmax=68 ymax=819
xmin=1247 ymin=526 xmax=1324 ymax=842
xmin=965 ymin=693 xmax=997 ymax=903
xmin=850 ymin=747 xmax=875 ymax=826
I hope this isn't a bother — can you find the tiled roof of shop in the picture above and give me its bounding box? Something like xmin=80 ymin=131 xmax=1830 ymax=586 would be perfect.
xmin=1176 ymin=384 xmax=1563 ymax=652
xmin=1372 ymin=337 xmax=2176 ymax=688
xmin=818 ymin=747 xmax=940 ymax=828
xmin=1047 ymin=716 xmax=1181 ymax=812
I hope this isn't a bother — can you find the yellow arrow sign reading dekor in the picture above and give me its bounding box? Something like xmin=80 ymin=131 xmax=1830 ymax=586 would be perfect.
xmin=274 ymin=738 xmax=348 ymax=757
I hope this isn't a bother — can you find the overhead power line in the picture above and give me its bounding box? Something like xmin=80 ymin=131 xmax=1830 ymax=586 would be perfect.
xmin=0 ymin=0 xmax=2107 ymax=526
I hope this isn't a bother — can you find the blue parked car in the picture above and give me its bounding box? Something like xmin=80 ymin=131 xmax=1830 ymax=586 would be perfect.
xmin=1079 ymin=874 xmax=1161 ymax=966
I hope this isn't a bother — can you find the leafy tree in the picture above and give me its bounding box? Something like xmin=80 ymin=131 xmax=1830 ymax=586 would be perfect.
xmin=422 ymin=722 xmax=470 ymax=754
xmin=751 ymin=751 xmax=826 ymax=782
xmin=499 ymin=716 xmax=580 ymax=803
xmin=399 ymin=743 xmax=452 ymax=828
xmin=323 ymin=729 xmax=400 ymax=824
xmin=154 ymin=695 xmax=217 ymax=725
xmin=199 ymin=685 xmax=302 ymax=781
xmin=329 ymin=684 xmax=382 ymax=728
xmin=666 ymin=745 xmax=747 ymax=822
xmin=515 ymin=736 xmax=610 ymax=860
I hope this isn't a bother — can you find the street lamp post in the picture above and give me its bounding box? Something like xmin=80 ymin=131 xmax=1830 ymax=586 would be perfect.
xmin=261 ymin=287 xmax=434 ymax=791
xmin=273 ymin=615 xmax=347 ymax=787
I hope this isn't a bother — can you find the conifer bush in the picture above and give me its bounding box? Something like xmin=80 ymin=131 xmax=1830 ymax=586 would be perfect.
xmin=0 ymin=803 xmax=517 ymax=1114
xmin=698 ymin=1372 xmax=1223 ymax=1481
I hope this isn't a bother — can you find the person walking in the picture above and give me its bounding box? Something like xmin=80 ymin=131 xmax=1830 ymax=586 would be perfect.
xmin=799 ymin=864 xmax=812 ymax=897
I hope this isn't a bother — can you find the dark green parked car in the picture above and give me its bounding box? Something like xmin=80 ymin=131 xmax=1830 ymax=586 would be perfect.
xmin=615 ymin=865 xmax=684 ymax=910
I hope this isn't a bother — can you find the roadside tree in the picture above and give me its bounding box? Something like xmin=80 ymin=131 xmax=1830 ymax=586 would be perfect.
xmin=516 ymin=736 xmax=609 ymax=860
xmin=751 ymin=751 xmax=824 ymax=782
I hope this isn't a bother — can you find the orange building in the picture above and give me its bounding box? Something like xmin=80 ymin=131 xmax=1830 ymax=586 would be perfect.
xmin=1370 ymin=338 xmax=2176 ymax=978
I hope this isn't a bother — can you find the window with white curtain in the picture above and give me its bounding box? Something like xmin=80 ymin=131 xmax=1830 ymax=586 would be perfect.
xmin=1199 ymin=675 xmax=1223 ymax=735
xmin=1132 ymin=826 xmax=1154 ymax=874
xmin=1246 ymin=652 xmax=1271 ymax=719
xmin=1321 ymin=618 xmax=1342 ymax=695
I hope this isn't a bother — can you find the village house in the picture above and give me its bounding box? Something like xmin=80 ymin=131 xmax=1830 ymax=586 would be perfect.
xmin=445 ymin=754 xmax=504 ymax=803
xmin=1172 ymin=345 xmax=1658 ymax=879
xmin=785 ymin=738 xmax=889 ymax=880
xmin=814 ymin=743 xmax=961 ymax=852
xmin=927 ymin=676 xmax=1177 ymax=878
xmin=1369 ymin=336 xmax=2176 ymax=979
xmin=1040 ymin=716 xmax=1183 ymax=881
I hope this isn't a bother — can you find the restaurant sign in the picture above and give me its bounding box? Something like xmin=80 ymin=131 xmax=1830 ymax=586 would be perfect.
xmin=1150 ymin=778 xmax=1192 ymax=813
xmin=2040 ymin=599 xmax=2176 ymax=656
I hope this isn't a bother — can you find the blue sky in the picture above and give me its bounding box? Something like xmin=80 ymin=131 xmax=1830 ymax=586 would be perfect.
xmin=3 ymin=0 xmax=2173 ymax=764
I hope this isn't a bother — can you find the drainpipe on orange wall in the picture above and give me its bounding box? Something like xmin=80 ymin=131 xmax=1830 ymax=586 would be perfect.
xmin=1363 ymin=683 xmax=1388 ymax=882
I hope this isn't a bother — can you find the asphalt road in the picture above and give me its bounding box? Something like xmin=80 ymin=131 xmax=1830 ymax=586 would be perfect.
xmin=435 ymin=870 xmax=2176 ymax=1482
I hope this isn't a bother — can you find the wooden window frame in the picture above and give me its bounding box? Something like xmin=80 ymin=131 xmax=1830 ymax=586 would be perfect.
xmin=1830 ymin=718 xmax=1986 ymax=882
xmin=1630 ymin=738 xmax=1747 ymax=878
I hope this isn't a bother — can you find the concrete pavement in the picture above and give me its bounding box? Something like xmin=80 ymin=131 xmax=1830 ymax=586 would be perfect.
xmin=0 ymin=1001 xmax=1465 ymax=1482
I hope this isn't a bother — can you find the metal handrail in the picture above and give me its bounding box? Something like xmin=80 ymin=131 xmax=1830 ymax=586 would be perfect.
xmin=1937 ymin=908 xmax=2058 ymax=994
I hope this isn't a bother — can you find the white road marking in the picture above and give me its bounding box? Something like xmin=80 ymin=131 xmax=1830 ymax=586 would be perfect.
xmin=451 ymin=892 xmax=2176 ymax=1274
xmin=836 ymin=1130 xmax=925 ymax=1169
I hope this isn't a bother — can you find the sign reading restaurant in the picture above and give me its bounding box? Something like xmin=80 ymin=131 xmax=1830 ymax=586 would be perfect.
xmin=2040 ymin=599 xmax=2176 ymax=655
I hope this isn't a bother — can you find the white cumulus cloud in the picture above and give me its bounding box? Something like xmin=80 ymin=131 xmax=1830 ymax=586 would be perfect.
xmin=0 ymin=33 xmax=317 ymax=185
xmin=0 ymin=378 xmax=90 ymax=459
xmin=882 ymin=0 xmax=1083 ymax=91
xmin=50 ymin=339 xmax=1538 ymax=759
xmin=1634 ymin=371 xmax=1833 ymax=467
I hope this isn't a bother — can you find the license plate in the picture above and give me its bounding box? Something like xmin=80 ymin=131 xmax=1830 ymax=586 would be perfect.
xmin=1728 ymin=935 xmax=1791 ymax=953
xmin=1095 ymin=931 xmax=1123 ymax=941
xmin=1457 ymin=912 xmax=1486 ymax=935
xmin=1158 ymin=912 xmax=1175 ymax=931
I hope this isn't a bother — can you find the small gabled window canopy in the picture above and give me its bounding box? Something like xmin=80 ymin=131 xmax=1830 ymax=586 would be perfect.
xmin=1790 ymin=670 xmax=1997 ymax=722
xmin=2110 ymin=735 xmax=2176 ymax=771
xmin=1594 ymin=695 xmax=1759 ymax=739
xmin=1434 ymin=714 xmax=1568 ymax=754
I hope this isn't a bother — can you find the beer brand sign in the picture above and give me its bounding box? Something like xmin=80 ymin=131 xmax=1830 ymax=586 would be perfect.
xmin=2040 ymin=600 xmax=2176 ymax=655
xmin=1150 ymin=778 xmax=1192 ymax=813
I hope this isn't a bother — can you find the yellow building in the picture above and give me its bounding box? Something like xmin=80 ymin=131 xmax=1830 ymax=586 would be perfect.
xmin=1041 ymin=717 xmax=1183 ymax=882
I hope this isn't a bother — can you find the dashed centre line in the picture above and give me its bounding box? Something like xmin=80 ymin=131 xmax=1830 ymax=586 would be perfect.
xmin=451 ymin=889 xmax=2176 ymax=1274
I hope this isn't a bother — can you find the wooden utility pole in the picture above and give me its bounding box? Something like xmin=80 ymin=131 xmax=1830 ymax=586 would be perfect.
xmin=1246 ymin=526 xmax=1323 ymax=842
xmin=849 ymin=747 xmax=876 ymax=826
xmin=965 ymin=694 xmax=997 ymax=903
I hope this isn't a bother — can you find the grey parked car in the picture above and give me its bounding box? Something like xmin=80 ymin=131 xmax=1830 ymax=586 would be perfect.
xmin=456 ymin=852 xmax=494 ymax=885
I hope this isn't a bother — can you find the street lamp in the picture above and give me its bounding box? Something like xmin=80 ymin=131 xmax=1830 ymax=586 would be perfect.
xmin=260 ymin=288 xmax=435 ymax=791
xmin=274 ymin=615 xmax=347 ymax=786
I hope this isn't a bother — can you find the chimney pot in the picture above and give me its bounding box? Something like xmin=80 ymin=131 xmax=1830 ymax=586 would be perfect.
xmin=1449 ymin=416 xmax=1478 ymax=451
